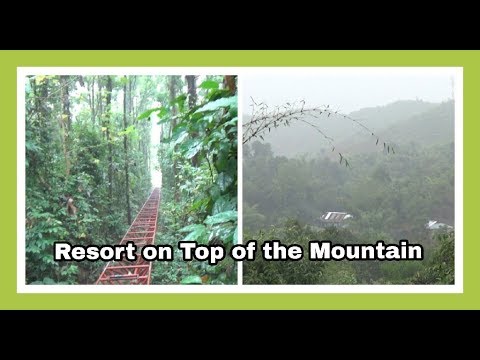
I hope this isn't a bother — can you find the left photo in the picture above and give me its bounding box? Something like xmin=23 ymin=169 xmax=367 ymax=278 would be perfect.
xmin=22 ymin=73 xmax=238 ymax=285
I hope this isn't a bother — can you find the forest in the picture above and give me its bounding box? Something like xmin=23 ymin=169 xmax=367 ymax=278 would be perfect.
xmin=25 ymin=74 xmax=237 ymax=285
xmin=243 ymin=100 xmax=455 ymax=285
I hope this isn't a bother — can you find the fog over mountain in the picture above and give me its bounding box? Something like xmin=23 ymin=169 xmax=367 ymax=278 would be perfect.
xmin=249 ymin=99 xmax=454 ymax=158
xmin=242 ymin=69 xmax=458 ymax=285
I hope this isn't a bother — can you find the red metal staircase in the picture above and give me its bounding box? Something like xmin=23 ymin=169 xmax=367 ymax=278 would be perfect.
xmin=96 ymin=188 xmax=161 ymax=285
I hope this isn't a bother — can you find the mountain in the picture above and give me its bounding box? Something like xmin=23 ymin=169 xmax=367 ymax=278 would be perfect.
xmin=338 ymin=100 xmax=454 ymax=154
xmin=348 ymin=100 xmax=438 ymax=131
xmin=246 ymin=99 xmax=453 ymax=157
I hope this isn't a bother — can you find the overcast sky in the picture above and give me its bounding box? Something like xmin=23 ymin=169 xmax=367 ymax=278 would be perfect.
xmin=242 ymin=68 xmax=458 ymax=114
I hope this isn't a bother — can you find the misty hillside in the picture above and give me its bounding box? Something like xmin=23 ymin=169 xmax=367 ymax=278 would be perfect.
xmin=339 ymin=100 xmax=454 ymax=154
xmin=348 ymin=100 xmax=438 ymax=130
xmin=249 ymin=99 xmax=453 ymax=157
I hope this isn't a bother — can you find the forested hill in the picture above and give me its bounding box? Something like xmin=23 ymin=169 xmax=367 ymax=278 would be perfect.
xmin=243 ymin=98 xmax=455 ymax=284
xmin=339 ymin=100 xmax=454 ymax=154
xmin=251 ymin=99 xmax=453 ymax=157
xmin=348 ymin=99 xmax=439 ymax=129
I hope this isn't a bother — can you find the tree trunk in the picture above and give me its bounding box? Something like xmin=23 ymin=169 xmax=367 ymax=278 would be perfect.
xmin=186 ymin=75 xmax=199 ymax=167
xmin=32 ymin=77 xmax=51 ymax=186
xmin=224 ymin=75 xmax=237 ymax=95
xmin=90 ymin=76 xmax=96 ymax=125
xmin=97 ymin=78 xmax=103 ymax=131
xmin=59 ymin=75 xmax=71 ymax=177
xmin=186 ymin=75 xmax=197 ymax=108
xmin=105 ymin=76 xmax=113 ymax=201
xmin=123 ymin=76 xmax=132 ymax=224
xmin=223 ymin=75 xmax=237 ymax=145
xmin=168 ymin=76 xmax=180 ymax=202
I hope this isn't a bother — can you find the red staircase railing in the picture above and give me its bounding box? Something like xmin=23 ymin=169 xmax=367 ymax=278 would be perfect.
xmin=96 ymin=187 xmax=161 ymax=285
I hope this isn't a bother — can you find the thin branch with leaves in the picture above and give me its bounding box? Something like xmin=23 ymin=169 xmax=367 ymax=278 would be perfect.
xmin=243 ymin=98 xmax=395 ymax=167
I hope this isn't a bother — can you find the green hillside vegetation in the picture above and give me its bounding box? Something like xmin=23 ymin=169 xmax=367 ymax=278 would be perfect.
xmin=243 ymin=99 xmax=455 ymax=285
xmin=349 ymin=99 xmax=438 ymax=131
xmin=340 ymin=100 xmax=454 ymax=154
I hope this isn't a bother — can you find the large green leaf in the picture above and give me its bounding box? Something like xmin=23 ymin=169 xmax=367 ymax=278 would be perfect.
xmin=171 ymin=123 xmax=186 ymax=136
xmin=228 ymin=106 xmax=238 ymax=117
xmin=217 ymin=172 xmax=234 ymax=192
xmin=138 ymin=107 xmax=162 ymax=120
xmin=183 ymin=228 xmax=207 ymax=244
xmin=181 ymin=275 xmax=203 ymax=284
xmin=204 ymin=210 xmax=237 ymax=225
xmin=158 ymin=112 xmax=177 ymax=124
xmin=199 ymin=80 xmax=219 ymax=89
xmin=223 ymin=117 xmax=238 ymax=128
xmin=208 ymin=184 xmax=221 ymax=201
xmin=174 ymin=131 xmax=189 ymax=145
xmin=212 ymin=195 xmax=235 ymax=215
xmin=185 ymin=227 xmax=208 ymax=242
xmin=172 ymin=94 xmax=187 ymax=112
xmin=181 ymin=138 xmax=203 ymax=159
xmin=213 ymin=151 xmax=228 ymax=172
xmin=158 ymin=107 xmax=168 ymax=118
xmin=195 ymin=96 xmax=237 ymax=113
xmin=179 ymin=224 xmax=205 ymax=233
xmin=209 ymin=224 xmax=235 ymax=244
xmin=179 ymin=224 xmax=207 ymax=243
xmin=118 ymin=125 xmax=136 ymax=136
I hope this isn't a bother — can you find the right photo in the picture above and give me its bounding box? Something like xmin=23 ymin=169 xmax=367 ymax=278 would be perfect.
xmin=242 ymin=68 xmax=459 ymax=285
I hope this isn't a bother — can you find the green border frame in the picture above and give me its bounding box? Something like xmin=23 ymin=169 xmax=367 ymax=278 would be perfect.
xmin=1 ymin=50 xmax=475 ymax=309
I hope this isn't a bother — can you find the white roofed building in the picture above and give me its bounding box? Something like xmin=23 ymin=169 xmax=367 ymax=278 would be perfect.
xmin=425 ymin=220 xmax=453 ymax=231
xmin=319 ymin=211 xmax=353 ymax=228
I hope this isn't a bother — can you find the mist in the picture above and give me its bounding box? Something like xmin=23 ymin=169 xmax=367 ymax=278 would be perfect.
xmin=242 ymin=68 xmax=458 ymax=286
xmin=242 ymin=68 xmax=455 ymax=115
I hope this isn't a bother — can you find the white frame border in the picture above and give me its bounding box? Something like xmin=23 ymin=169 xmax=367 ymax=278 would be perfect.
xmin=17 ymin=67 xmax=463 ymax=294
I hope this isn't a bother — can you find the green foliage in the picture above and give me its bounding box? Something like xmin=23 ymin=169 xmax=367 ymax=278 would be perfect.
xmin=244 ymin=140 xmax=454 ymax=240
xmin=25 ymin=75 xmax=155 ymax=284
xmin=155 ymin=76 xmax=237 ymax=284
xmin=412 ymin=232 xmax=454 ymax=284
xmin=199 ymin=80 xmax=219 ymax=89
xmin=179 ymin=224 xmax=208 ymax=243
xmin=244 ymin=124 xmax=454 ymax=284
xmin=244 ymin=219 xmax=453 ymax=285
xmin=181 ymin=275 xmax=203 ymax=284
xmin=195 ymin=96 xmax=237 ymax=113
xmin=204 ymin=210 xmax=237 ymax=225
xmin=138 ymin=108 xmax=161 ymax=120
xmin=244 ymin=220 xmax=326 ymax=284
